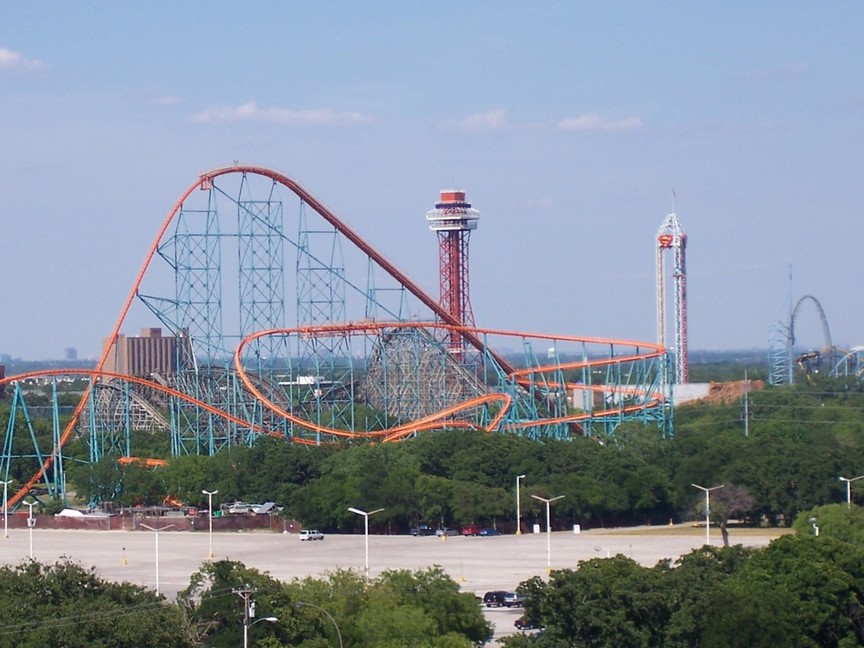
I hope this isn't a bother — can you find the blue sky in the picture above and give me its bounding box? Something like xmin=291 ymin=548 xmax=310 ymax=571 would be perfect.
xmin=1 ymin=2 xmax=862 ymax=360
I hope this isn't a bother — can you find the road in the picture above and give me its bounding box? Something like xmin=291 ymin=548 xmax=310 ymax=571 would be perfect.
xmin=0 ymin=524 xmax=786 ymax=644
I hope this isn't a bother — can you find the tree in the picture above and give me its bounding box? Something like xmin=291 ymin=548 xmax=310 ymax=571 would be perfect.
xmin=791 ymin=503 xmax=864 ymax=544
xmin=709 ymin=535 xmax=864 ymax=647
xmin=0 ymin=560 xmax=194 ymax=648
xmin=177 ymin=559 xmax=295 ymax=647
xmin=662 ymin=546 xmax=754 ymax=647
xmin=510 ymin=556 xmax=670 ymax=647
xmin=180 ymin=561 xmax=491 ymax=648
xmin=711 ymin=483 xmax=754 ymax=547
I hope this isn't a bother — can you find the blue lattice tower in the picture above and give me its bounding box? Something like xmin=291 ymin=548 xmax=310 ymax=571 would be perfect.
xmin=295 ymin=200 xmax=358 ymax=439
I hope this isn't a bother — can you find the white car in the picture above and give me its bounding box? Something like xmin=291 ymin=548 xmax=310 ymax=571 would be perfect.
xmin=299 ymin=529 xmax=324 ymax=541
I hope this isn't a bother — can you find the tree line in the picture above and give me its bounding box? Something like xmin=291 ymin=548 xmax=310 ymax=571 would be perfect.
xmin=502 ymin=503 xmax=864 ymax=647
xmin=6 ymin=378 xmax=864 ymax=532
xmin=0 ymin=559 xmax=490 ymax=647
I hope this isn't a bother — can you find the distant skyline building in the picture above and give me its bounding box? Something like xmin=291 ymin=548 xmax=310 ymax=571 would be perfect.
xmin=64 ymin=347 xmax=77 ymax=361
xmin=426 ymin=189 xmax=480 ymax=353
xmin=102 ymin=327 xmax=187 ymax=378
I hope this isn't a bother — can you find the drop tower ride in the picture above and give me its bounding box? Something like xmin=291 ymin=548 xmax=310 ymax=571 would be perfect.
xmin=656 ymin=210 xmax=689 ymax=384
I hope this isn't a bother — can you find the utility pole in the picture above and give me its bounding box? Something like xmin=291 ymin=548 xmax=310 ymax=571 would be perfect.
xmin=742 ymin=371 xmax=750 ymax=438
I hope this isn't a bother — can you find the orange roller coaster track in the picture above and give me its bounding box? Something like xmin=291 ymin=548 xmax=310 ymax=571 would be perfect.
xmin=1 ymin=166 xmax=672 ymax=508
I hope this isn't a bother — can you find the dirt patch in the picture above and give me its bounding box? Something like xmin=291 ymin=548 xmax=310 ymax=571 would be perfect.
xmin=682 ymin=379 xmax=764 ymax=406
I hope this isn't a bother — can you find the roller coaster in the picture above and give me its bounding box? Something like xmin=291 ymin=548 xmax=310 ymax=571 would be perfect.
xmin=1 ymin=166 xmax=672 ymax=508
xmin=768 ymin=293 xmax=864 ymax=385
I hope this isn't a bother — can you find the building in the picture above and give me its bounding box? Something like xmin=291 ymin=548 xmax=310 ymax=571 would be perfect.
xmin=102 ymin=328 xmax=188 ymax=378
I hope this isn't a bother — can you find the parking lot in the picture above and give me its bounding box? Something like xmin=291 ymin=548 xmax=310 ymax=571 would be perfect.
xmin=0 ymin=525 xmax=786 ymax=644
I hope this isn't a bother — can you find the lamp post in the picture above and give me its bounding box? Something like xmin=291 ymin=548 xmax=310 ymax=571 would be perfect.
xmin=202 ymin=488 xmax=218 ymax=557
xmin=297 ymin=601 xmax=343 ymax=648
xmin=244 ymin=616 xmax=278 ymax=648
xmin=348 ymin=506 xmax=384 ymax=580
xmin=515 ymin=474 xmax=526 ymax=535
xmin=531 ymin=494 xmax=564 ymax=573
xmin=839 ymin=475 xmax=864 ymax=509
xmin=1 ymin=479 xmax=10 ymax=539
xmin=25 ymin=499 xmax=36 ymax=558
xmin=691 ymin=483 xmax=724 ymax=545
xmin=139 ymin=523 xmax=174 ymax=595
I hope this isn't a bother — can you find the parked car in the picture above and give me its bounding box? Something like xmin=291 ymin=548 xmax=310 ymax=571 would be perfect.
xmin=461 ymin=524 xmax=483 ymax=536
xmin=410 ymin=524 xmax=435 ymax=536
xmin=436 ymin=527 xmax=458 ymax=537
xmin=503 ymin=592 xmax=525 ymax=607
xmin=299 ymin=529 xmax=324 ymax=541
xmin=514 ymin=615 xmax=537 ymax=630
xmin=483 ymin=590 xmax=508 ymax=607
xmin=478 ymin=527 xmax=501 ymax=536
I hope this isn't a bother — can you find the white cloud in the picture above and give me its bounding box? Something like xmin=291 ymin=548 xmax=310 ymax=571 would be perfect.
xmin=190 ymin=101 xmax=373 ymax=125
xmin=458 ymin=109 xmax=508 ymax=133
xmin=557 ymin=113 xmax=642 ymax=132
xmin=0 ymin=47 xmax=44 ymax=71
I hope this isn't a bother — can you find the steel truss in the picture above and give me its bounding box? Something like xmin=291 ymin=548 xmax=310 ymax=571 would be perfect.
xmin=2 ymin=167 xmax=673 ymax=508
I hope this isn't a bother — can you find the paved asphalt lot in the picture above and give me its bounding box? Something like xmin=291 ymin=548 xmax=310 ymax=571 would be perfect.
xmin=0 ymin=525 xmax=785 ymax=644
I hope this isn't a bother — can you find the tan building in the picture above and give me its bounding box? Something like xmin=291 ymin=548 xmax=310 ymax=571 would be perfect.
xmin=103 ymin=328 xmax=186 ymax=378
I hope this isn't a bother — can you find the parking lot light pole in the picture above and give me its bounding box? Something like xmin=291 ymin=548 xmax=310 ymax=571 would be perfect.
xmin=531 ymin=494 xmax=564 ymax=573
xmin=1 ymin=479 xmax=10 ymax=539
xmin=202 ymin=488 xmax=218 ymax=558
xmin=691 ymin=483 xmax=724 ymax=546
xmin=25 ymin=499 xmax=36 ymax=558
xmin=140 ymin=523 xmax=175 ymax=595
xmin=348 ymin=507 xmax=384 ymax=580
xmin=515 ymin=474 xmax=526 ymax=535
xmin=839 ymin=476 xmax=864 ymax=509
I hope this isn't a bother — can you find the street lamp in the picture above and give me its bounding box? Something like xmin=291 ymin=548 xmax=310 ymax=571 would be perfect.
xmin=348 ymin=506 xmax=384 ymax=580
xmin=515 ymin=474 xmax=526 ymax=535
xmin=691 ymin=483 xmax=724 ymax=546
xmin=202 ymin=488 xmax=219 ymax=557
xmin=297 ymin=601 xmax=343 ymax=648
xmin=25 ymin=499 xmax=36 ymax=558
xmin=1 ymin=479 xmax=10 ymax=539
xmin=838 ymin=475 xmax=864 ymax=509
xmin=140 ymin=523 xmax=175 ymax=595
xmin=531 ymin=494 xmax=564 ymax=573
xmin=244 ymin=616 xmax=278 ymax=648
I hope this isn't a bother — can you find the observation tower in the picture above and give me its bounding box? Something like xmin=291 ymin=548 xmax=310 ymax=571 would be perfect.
xmin=426 ymin=189 xmax=480 ymax=352
xmin=656 ymin=210 xmax=689 ymax=384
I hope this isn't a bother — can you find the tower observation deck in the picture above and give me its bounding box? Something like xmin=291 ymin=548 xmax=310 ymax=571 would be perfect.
xmin=426 ymin=190 xmax=480 ymax=352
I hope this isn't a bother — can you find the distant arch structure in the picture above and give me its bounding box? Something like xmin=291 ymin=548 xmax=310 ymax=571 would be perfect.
xmin=768 ymin=294 xmax=843 ymax=385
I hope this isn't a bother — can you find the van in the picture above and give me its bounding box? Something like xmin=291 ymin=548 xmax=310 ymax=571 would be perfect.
xmin=299 ymin=529 xmax=324 ymax=541
xmin=483 ymin=591 xmax=507 ymax=607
